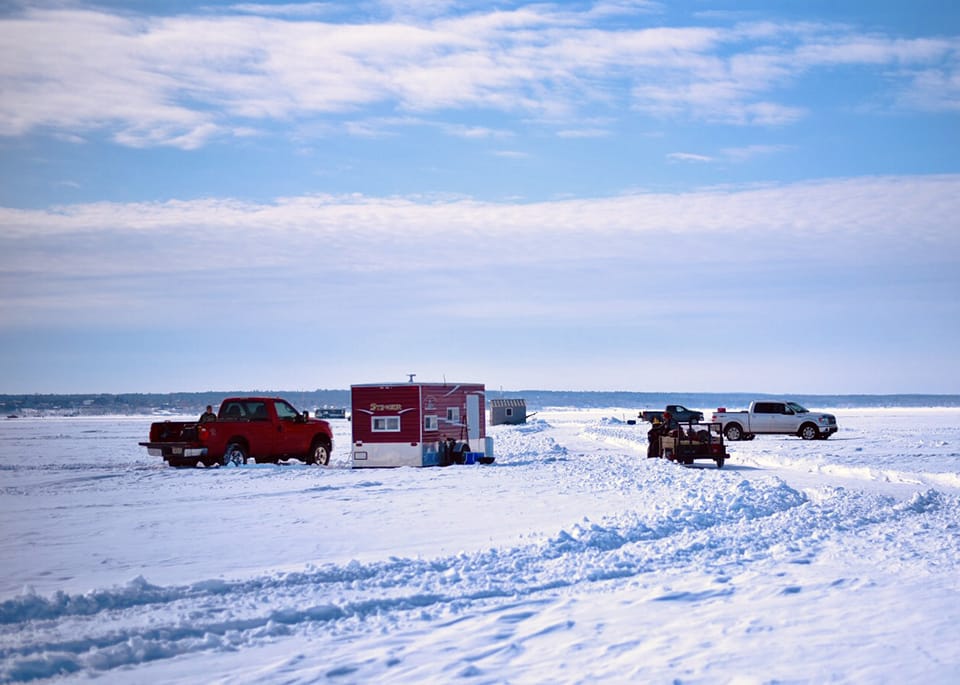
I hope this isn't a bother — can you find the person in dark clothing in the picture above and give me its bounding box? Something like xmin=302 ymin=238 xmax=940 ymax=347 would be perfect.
xmin=647 ymin=416 xmax=663 ymax=458
xmin=662 ymin=410 xmax=679 ymax=434
xmin=199 ymin=405 xmax=217 ymax=423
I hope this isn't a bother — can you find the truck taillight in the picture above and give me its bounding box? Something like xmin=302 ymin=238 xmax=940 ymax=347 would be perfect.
xmin=198 ymin=426 xmax=209 ymax=441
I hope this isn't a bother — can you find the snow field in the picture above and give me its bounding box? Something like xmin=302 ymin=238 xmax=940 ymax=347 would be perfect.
xmin=1 ymin=408 xmax=959 ymax=682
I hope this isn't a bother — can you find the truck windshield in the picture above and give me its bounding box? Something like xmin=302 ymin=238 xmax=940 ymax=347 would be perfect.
xmin=786 ymin=402 xmax=809 ymax=413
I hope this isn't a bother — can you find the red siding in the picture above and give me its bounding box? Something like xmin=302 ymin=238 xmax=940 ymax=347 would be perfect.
xmin=351 ymin=383 xmax=486 ymax=447
xmin=351 ymin=385 xmax=422 ymax=444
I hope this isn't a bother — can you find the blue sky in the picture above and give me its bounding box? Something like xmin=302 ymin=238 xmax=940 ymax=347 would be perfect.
xmin=1 ymin=0 xmax=959 ymax=394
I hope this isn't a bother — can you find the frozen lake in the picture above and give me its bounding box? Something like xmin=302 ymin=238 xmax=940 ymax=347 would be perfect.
xmin=1 ymin=407 xmax=959 ymax=683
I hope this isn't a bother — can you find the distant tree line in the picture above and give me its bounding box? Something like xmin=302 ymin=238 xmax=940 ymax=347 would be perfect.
xmin=0 ymin=390 xmax=351 ymax=416
xmin=3 ymin=389 xmax=957 ymax=417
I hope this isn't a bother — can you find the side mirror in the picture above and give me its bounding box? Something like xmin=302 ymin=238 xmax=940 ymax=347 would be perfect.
xmin=302 ymin=410 xmax=309 ymax=420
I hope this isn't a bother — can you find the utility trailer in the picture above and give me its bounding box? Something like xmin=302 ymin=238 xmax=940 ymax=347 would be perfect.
xmin=650 ymin=420 xmax=727 ymax=468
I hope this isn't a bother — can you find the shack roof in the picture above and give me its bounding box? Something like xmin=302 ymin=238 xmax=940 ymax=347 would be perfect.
xmin=489 ymin=399 xmax=526 ymax=407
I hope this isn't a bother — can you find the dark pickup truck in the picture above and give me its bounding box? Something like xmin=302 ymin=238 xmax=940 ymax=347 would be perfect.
xmin=639 ymin=404 xmax=704 ymax=424
xmin=140 ymin=397 xmax=334 ymax=467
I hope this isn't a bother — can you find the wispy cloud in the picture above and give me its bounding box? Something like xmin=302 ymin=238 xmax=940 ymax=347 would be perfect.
xmin=0 ymin=5 xmax=956 ymax=148
xmin=721 ymin=144 xmax=793 ymax=162
xmin=669 ymin=144 xmax=793 ymax=164
xmin=228 ymin=3 xmax=335 ymax=18
xmin=668 ymin=152 xmax=714 ymax=163
xmin=556 ymin=128 xmax=612 ymax=138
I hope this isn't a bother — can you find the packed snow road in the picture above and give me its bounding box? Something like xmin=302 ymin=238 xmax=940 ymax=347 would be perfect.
xmin=1 ymin=408 xmax=958 ymax=683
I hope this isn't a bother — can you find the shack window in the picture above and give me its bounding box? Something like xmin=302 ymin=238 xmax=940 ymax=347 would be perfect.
xmin=424 ymin=415 xmax=438 ymax=431
xmin=505 ymin=407 xmax=514 ymax=417
xmin=447 ymin=407 xmax=460 ymax=422
xmin=372 ymin=416 xmax=400 ymax=432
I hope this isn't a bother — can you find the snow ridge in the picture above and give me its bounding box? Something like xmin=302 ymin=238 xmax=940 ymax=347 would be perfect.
xmin=3 ymin=476 xmax=953 ymax=682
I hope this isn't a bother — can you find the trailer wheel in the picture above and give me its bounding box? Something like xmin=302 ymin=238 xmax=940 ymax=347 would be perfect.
xmin=799 ymin=423 xmax=819 ymax=440
xmin=307 ymin=439 xmax=331 ymax=466
xmin=223 ymin=441 xmax=247 ymax=466
xmin=724 ymin=424 xmax=744 ymax=441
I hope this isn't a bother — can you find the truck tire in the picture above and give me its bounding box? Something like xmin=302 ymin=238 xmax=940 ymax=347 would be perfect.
xmin=307 ymin=438 xmax=331 ymax=466
xmin=223 ymin=441 xmax=247 ymax=466
xmin=716 ymin=454 xmax=725 ymax=468
xmin=799 ymin=423 xmax=819 ymax=440
xmin=724 ymin=424 xmax=744 ymax=441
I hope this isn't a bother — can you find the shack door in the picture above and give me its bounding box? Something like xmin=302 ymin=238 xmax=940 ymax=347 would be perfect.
xmin=466 ymin=394 xmax=481 ymax=443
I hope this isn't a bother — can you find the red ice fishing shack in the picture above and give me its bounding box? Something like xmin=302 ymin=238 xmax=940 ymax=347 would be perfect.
xmin=350 ymin=381 xmax=493 ymax=468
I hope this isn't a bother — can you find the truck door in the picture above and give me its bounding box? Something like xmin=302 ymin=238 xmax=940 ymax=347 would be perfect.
xmin=273 ymin=399 xmax=308 ymax=456
xmin=750 ymin=402 xmax=778 ymax=434
xmin=243 ymin=400 xmax=275 ymax=457
xmin=771 ymin=402 xmax=796 ymax=432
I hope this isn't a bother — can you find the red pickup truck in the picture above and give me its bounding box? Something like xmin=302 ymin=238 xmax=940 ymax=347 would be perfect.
xmin=140 ymin=397 xmax=334 ymax=467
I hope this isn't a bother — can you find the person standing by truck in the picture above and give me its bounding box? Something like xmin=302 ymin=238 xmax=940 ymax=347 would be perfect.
xmin=199 ymin=405 xmax=217 ymax=423
xmin=662 ymin=410 xmax=679 ymax=435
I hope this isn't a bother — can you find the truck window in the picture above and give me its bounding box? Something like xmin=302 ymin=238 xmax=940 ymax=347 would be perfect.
xmin=221 ymin=402 xmax=245 ymax=420
xmin=754 ymin=403 xmax=774 ymax=414
xmin=275 ymin=401 xmax=299 ymax=421
xmin=247 ymin=401 xmax=268 ymax=421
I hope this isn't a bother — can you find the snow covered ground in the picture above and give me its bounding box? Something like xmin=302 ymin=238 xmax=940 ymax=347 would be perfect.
xmin=1 ymin=407 xmax=959 ymax=683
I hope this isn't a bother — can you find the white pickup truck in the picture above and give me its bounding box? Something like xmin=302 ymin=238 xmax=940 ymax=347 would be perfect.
xmin=711 ymin=400 xmax=838 ymax=441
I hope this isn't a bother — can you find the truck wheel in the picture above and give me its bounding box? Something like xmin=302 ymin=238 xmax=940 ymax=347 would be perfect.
xmin=799 ymin=424 xmax=819 ymax=440
xmin=307 ymin=439 xmax=331 ymax=466
xmin=223 ymin=442 xmax=247 ymax=466
xmin=716 ymin=454 xmax=725 ymax=468
xmin=724 ymin=424 xmax=743 ymax=441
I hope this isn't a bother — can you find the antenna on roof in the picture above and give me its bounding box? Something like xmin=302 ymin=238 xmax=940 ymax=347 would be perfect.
xmin=407 ymin=373 xmax=416 ymax=383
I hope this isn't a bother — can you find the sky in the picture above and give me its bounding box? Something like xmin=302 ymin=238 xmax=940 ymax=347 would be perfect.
xmin=1 ymin=0 xmax=959 ymax=395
